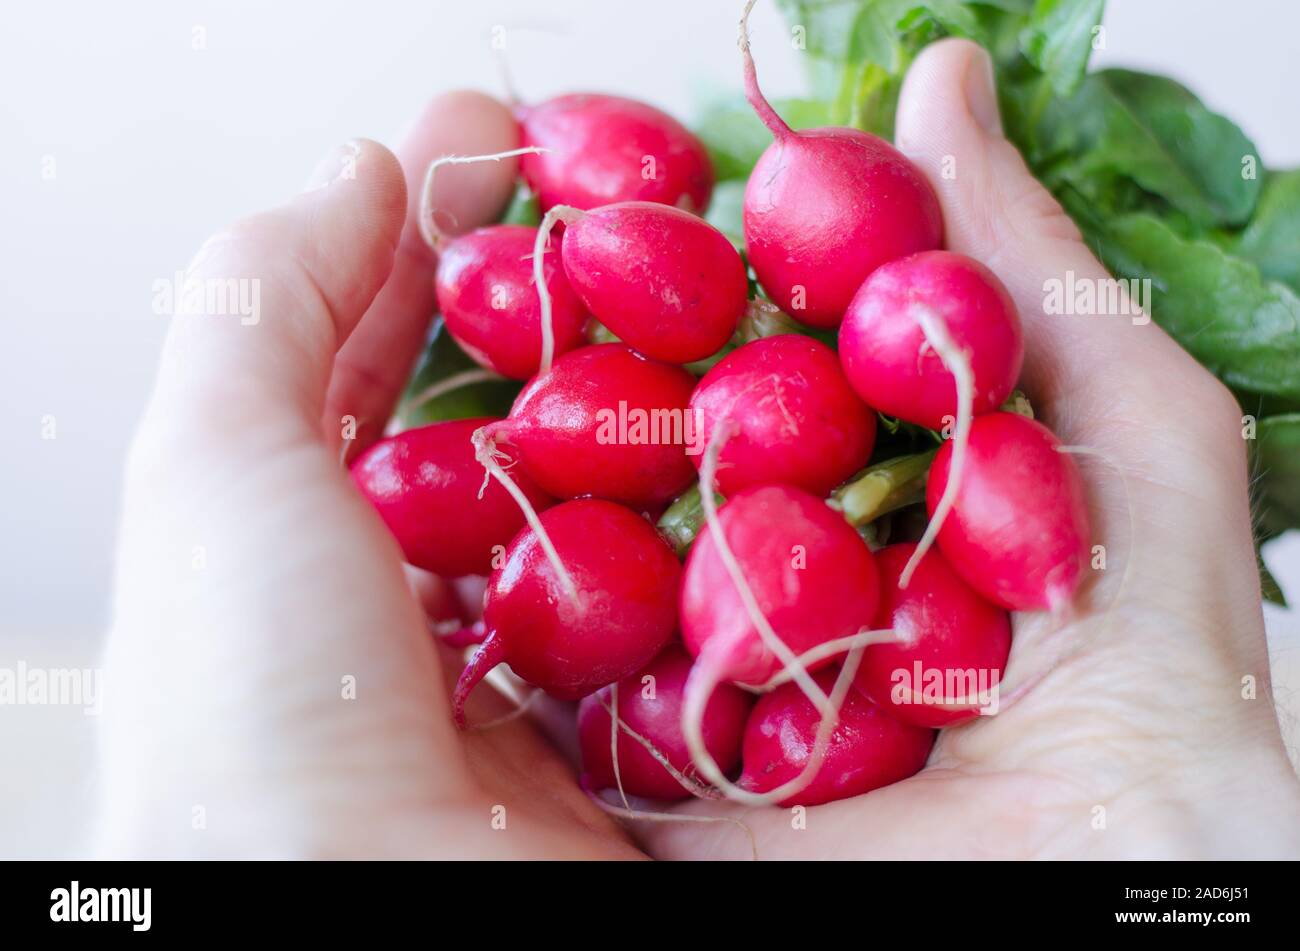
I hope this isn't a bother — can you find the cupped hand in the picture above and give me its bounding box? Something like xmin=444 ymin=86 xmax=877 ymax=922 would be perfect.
xmin=99 ymin=40 xmax=1300 ymax=860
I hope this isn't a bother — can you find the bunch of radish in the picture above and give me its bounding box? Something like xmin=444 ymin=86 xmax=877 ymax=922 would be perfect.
xmin=351 ymin=0 xmax=1091 ymax=819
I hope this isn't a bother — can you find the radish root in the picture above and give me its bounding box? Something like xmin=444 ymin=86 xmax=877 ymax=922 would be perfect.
xmin=752 ymin=627 xmax=899 ymax=691
xmin=739 ymin=0 xmax=793 ymax=139
xmin=471 ymin=424 xmax=579 ymax=603
xmin=899 ymin=302 xmax=974 ymax=589
xmin=683 ymin=645 xmax=866 ymax=807
xmin=532 ymin=204 xmax=586 ymax=375
xmin=698 ymin=422 xmax=833 ymax=716
xmin=403 ymin=368 xmax=506 ymax=423
xmin=418 ymin=147 xmax=549 ymax=252
xmin=581 ymin=782 xmax=759 ymax=861
xmin=596 ymin=695 xmax=721 ymax=800
xmin=609 ymin=682 xmax=631 ymax=811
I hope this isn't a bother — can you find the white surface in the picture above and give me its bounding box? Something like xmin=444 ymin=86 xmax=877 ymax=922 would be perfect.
xmin=0 ymin=0 xmax=1298 ymax=856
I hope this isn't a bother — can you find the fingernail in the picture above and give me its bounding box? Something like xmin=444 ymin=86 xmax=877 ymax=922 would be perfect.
xmin=303 ymin=139 xmax=362 ymax=192
xmin=964 ymin=47 xmax=1002 ymax=136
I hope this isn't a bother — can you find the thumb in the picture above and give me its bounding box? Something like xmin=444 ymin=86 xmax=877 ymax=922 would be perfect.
xmin=894 ymin=39 xmax=1121 ymax=427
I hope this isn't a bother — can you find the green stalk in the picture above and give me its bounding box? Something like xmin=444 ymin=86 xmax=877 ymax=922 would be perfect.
xmin=830 ymin=450 xmax=938 ymax=526
xmin=657 ymin=485 xmax=724 ymax=558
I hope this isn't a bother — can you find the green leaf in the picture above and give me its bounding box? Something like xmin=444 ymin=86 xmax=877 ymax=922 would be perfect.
xmin=1253 ymin=413 xmax=1300 ymax=540
xmin=397 ymin=318 xmax=520 ymax=428
xmin=1018 ymin=0 xmax=1104 ymax=96
xmin=1039 ymin=70 xmax=1262 ymax=227
xmin=1081 ymin=211 xmax=1300 ymax=400
xmin=705 ymin=179 xmax=746 ymax=247
xmin=1228 ymin=168 xmax=1300 ymax=294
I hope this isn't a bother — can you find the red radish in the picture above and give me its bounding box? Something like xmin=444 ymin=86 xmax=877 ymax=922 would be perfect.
xmin=839 ymin=251 xmax=1024 ymax=431
xmin=738 ymin=1 xmax=941 ymax=328
xmin=680 ymin=484 xmax=882 ymax=687
xmin=550 ymin=201 xmax=747 ymax=363
xmin=740 ymin=667 xmax=935 ymax=807
xmin=452 ymin=499 xmax=680 ymax=725
xmin=927 ymin=412 xmax=1091 ymax=612
xmin=855 ymin=543 xmax=1012 ymax=728
xmin=518 ymin=94 xmax=714 ymax=213
xmin=434 ymin=224 xmax=589 ymax=379
xmin=578 ymin=645 xmax=754 ymax=801
xmin=689 ymin=335 xmax=876 ymax=496
xmin=476 ymin=343 xmax=698 ymax=509
xmin=350 ymin=418 xmax=553 ymax=578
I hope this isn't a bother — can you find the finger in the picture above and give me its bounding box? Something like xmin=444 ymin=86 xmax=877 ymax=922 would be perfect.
xmin=144 ymin=138 xmax=406 ymax=451
xmin=894 ymin=41 xmax=1264 ymax=670
xmin=324 ymin=91 xmax=521 ymax=458
xmin=893 ymin=39 xmax=1231 ymax=440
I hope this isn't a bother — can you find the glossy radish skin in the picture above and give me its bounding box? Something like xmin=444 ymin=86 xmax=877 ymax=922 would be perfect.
xmin=740 ymin=667 xmax=935 ymax=807
xmin=561 ymin=202 xmax=746 ymax=363
xmin=435 ymin=224 xmax=589 ymax=380
xmin=855 ymin=543 xmax=1012 ymax=728
xmin=492 ymin=344 xmax=697 ymax=508
xmin=578 ymin=645 xmax=754 ymax=800
xmin=744 ymin=127 xmax=942 ymax=328
xmin=681 ymin=485 xmax=880 ymax=686
xmin=454 ymin=500 xmax=680 ymax=719
xmin=839 ymin=251 xmax=1024 ymax=431
xmin=689 ymin=335 xmax=876 ymax=496
xmin=350 ymin=418 xmax=553 ymax=578
xmin=519 ymin=94 xmax=714 ymax=213
xmin=927 ymin=412 xmax=1091 ymax=611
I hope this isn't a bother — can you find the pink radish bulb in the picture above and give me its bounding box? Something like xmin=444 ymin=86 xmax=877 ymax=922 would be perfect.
xmin=927 ymin=412 xmax=1091 ymax=611
xmin=855 ymin=543 xmax=1012 ymax=728
xmin=689 ymin=335 xmax=876 ymax=496
xmin=839 ymin=250 xmax=1024 ymax=431
xmin=740 ymin=667 xmax=935 ymax=807
xmin=578 ymin=645 xmax=754 ymax=801
xmin=738 ymin=5 xmax=941 ymax=328
xmin=681 ymin=484 xmax=880 ymax=687
xmin=518 ymin=94 xmax=714 ymax=213
xmin=350 ymin=418 xmax=553 ymax=578
xmin=559 ymin=202 xmax=747 ymax=363
xmin=484 ymin=343 xmax=698 ymax=508
xmin=453 ymin=499 xmax=680 ymax=724
xmin=434 ymin=224 xmax=589 ymax=380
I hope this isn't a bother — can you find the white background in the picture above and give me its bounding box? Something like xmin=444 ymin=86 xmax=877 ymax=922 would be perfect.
xmin=1 ymin=0 xmax=1298 ymax=856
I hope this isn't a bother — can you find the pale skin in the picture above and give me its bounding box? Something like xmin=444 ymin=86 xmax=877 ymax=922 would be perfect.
xmin=99 ymin=40 xmax=1300 ymax=859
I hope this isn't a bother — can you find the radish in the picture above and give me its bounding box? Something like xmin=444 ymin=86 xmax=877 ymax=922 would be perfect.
xmin=926 ymin=412 xmax=1091 ymax=612
xmin=452 ymin=499 xmax=680 ymax=725
xmin=839 ymin=251 xmax=1024 ymax=431
xmin=740 ymin=667 xmax=935 ymax=807
xmin=680 ymin=484 xmax=882 ymax=687
xmin=434 ymin=224 xmax=589 ymax=379
xmin=838 ymin=249 xmax=1025 ymax=585
xmin=855 ymin=543 xmax=1012 ymax=728
xmin=417 ymin=148 xmax=589 ymax=378
xmin=543 ymin=201 xmax=747 ymax=364
xmin=738 ymin=0 xmax=942 ymax=327
xmin=474 ymin=343 xmax=698 ymax=510
xmin=578 ymin=645 xmax=754 ymax=801
xmin=518 ymin=93 xmax=714 ymax=213
xmin=350 ymin=418 xmax=553 ymax=578
xmin=688 ymin=335 xmax=876 ymax=496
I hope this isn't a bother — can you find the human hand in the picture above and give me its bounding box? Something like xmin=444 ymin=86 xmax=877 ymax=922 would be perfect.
xmin=98 ymin=40 xmax=1300 ymax=860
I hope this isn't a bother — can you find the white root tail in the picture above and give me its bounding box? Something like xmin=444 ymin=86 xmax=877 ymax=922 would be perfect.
xmin=418 ymin=146 xmax=549 ymax=252
xmin=609 ymin=682 xmax=631 ymax=811
xmin=751 ymin=627 xmax=899 ymax=691
xmin=596 ymin=695 xmax=720 ymax=800
xmin=471 ymin=425 xmax=579 ymax=603
xmin=583 ymin=790 xmax=759 ymax=862
xmin=683 ymin=645 xmax=867 ymax=807
xmin=899 ymin=303 xmax=975 ymax=589
xmin=401 ymin=368 xmax=506 ymax=426
xmin=697 ymin=422 xmax=834 ymax=717
xmin=532 ymin=204 xmax=585 ymax=376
